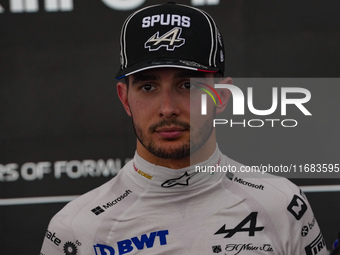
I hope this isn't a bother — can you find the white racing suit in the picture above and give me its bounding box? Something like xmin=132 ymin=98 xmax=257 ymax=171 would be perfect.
xmin=40 ymin=147 xmax=328 ymax=255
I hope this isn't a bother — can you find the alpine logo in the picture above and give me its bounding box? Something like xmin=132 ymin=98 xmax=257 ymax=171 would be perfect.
xmin=93 ymin=230 xmax=169 ymax=255
xmin=215 ymin=212 xmax=264 ymax=238
xmin=145 ymin=27 xmax=185 ymax=51
xmin=161 ymin=171 xmax=198 ymax=188
xmin=287 ymin=195 xmax=307 ymax=220
xmin=304 ymin=232 xmax=326 ymax=255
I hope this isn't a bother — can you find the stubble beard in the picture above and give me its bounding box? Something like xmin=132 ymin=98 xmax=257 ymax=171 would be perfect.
xmin=131 ymin=110 xmax=215 ymax=160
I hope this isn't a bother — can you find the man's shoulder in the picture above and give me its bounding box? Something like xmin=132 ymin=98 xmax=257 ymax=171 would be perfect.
xmin=41 ymin=163 xmax=137 ymax=251
xmin=50 ymin=176 xmax=118 ymax=224
xmin=49 ymin=162 xmax=134 ymax=223
xmin=223 ymin=156 xmax=304 ymax=209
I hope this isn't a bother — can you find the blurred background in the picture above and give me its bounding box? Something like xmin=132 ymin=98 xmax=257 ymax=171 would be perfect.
xmin=0 ymin=0 xmax=339 ymax=254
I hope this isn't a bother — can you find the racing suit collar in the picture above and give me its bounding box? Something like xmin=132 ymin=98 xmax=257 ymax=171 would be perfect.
xmin=129 ymin=145 xmax=228 ymax=192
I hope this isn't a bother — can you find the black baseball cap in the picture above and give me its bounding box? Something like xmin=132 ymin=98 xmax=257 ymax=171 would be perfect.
xmin=116 ymin=2 xmax=225 ymax=79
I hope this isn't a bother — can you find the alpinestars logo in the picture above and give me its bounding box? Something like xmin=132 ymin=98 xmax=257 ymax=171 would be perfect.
xmin=145 ymin=27 xmax=185 ymax=51
xmin=161 ymin=171 xmax=198 ymax=188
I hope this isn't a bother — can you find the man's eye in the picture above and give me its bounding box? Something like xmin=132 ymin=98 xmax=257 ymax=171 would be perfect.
xmin=181 ymin=82 xmax=193 ymax=90
xmin=141 ymin=84 xmax=155 ymax=92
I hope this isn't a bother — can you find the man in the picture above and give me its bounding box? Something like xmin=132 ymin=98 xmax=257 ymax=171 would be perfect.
xmin=40 ymin=2 xmax=328 ymax=254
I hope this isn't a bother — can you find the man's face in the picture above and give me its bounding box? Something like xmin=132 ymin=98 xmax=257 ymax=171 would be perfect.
xmin=118 ymin=68 xmax=217 ymax=160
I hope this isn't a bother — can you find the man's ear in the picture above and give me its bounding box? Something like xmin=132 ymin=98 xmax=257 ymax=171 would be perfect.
xmin=216 ymin=77 xmax=232 ymax=114
xmin=117 ymin=82 xmax=132 ymax=117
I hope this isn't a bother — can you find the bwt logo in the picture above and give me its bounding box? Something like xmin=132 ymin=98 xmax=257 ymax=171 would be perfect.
xmin=93 ymin=230 xmax=169 ymax=255
xmin=201 ymin=84 xmax=312 ymax=116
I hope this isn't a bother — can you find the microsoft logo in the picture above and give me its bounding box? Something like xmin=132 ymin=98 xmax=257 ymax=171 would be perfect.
xmin=91 ymin=206 xmax=105 ymax=216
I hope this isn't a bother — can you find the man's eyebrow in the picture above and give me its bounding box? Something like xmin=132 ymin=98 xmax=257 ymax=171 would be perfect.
xmin=131 ymin=73 xmax=159 ymax=85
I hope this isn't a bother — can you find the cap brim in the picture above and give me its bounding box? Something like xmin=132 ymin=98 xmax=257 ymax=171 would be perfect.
xmin=115 ymin=59 xmax=220 ymax=80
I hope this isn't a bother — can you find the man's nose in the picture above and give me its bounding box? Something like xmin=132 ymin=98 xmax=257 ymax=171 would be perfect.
xmin=158 ymin=89 xmax=181 ymax=118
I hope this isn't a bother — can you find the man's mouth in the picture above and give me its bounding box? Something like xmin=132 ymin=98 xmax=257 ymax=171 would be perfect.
xmin=155 ymin=126 xmax=187 ymax=139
